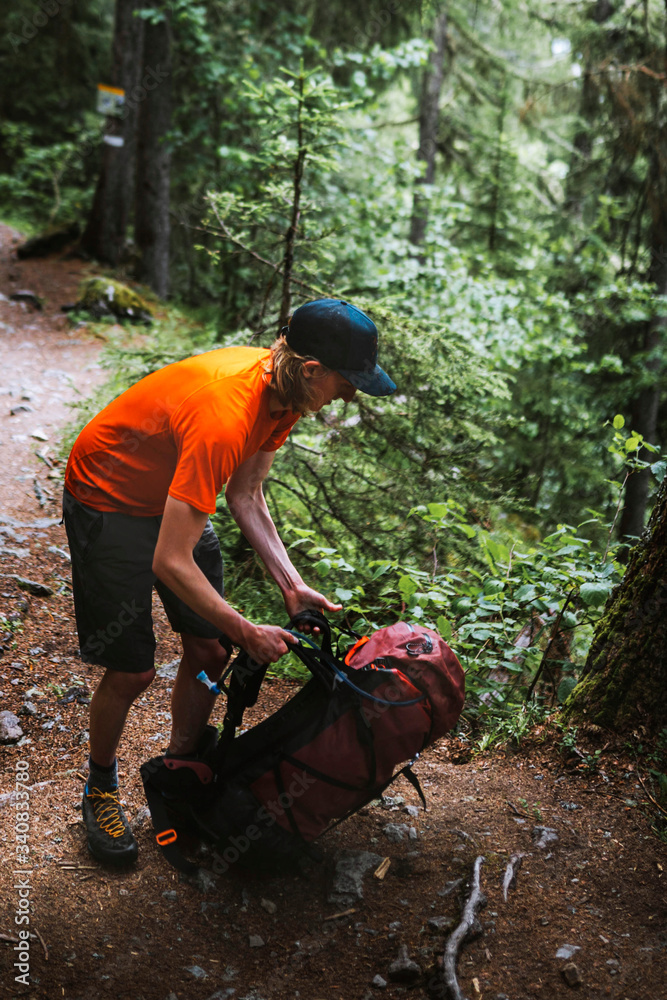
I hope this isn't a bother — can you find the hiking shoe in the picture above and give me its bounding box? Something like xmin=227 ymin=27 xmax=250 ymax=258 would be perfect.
xmin=82 ymin=786 xmax=138 ymax=865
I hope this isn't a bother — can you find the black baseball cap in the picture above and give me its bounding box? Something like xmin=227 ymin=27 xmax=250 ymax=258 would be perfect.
xmin=285 ymin=298 xmax=396 ymax=397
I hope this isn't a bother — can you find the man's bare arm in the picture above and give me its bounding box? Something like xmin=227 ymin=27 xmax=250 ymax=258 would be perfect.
xmin=152 ymin=495 xmax=294 ymax=663
xmin=225 ymin=450 xmax=341 ymax=620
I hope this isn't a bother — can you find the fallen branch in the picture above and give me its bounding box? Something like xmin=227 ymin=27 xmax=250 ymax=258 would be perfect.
xmin=636 ymin=771 xmax=667 ymax=818
xmin=33 ymin=927 xmax=48 ymax=961
xmin=442 ymin=855 xmax=486 ymax=1000
xmin=323 ymin=907 xmax=356 ymax=921
xmin=502 ymin=852 xmax=526 ymax=902
xmin=374 ymin=857 xmax=391 ymax=880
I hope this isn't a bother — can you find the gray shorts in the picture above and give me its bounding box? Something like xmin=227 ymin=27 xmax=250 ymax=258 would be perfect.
xmin=62 ymin=489 xmax=227 ymax=673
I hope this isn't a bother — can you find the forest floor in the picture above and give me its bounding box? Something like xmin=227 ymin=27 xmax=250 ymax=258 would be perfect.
xmin=0 ymin=224 xmax=665 ymax=1000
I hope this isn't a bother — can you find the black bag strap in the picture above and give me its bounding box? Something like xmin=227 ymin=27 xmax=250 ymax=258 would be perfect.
xmin=140 ymin=761 xmax=199 ymax=876
xmin=218 ymin=612 xmax=333 ymax=763
xmin=288 ymin=609 xmax=333 ymax=655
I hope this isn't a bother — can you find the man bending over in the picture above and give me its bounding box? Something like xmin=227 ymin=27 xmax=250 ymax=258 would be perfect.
xmin=63 ymin=298 xmax=396 ymax=864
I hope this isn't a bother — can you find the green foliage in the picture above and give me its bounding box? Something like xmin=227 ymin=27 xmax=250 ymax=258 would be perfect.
xmin=22 ymin=0 xmax=667 ymax=739
xmin=0 ymin=120 xmax=99 ymax=228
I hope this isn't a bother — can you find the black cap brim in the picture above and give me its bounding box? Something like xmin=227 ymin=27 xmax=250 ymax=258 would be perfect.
xmin=337 ymin=364 xmax=396 ymax=397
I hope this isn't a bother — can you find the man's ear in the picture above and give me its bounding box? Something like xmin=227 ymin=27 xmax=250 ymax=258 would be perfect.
xmin=302 ymin=360 xmax=327 ymax=379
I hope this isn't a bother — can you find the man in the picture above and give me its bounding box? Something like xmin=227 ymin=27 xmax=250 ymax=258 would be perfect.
xmin=63 ymin=298 xmax=396 ymax=864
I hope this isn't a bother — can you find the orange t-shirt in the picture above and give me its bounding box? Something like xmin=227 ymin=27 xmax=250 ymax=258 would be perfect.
xmin=64 ymin=347 xmax=299 ymax=515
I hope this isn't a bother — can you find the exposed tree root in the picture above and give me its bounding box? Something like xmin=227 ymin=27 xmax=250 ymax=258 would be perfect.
xmin=502 ymin=851 xmax=526 ymax=901
xmin=442 ymin=855 xmax=486 ymax=1000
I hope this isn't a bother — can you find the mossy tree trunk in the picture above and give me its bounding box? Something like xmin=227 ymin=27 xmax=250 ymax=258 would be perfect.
xmin=564 ymin=479 xmax=667 ymax=734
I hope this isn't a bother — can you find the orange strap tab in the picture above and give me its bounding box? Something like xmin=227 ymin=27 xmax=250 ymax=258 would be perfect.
xmin=156 ymin=828 xmax=177 ymax=846
xmin=344 ymin=635 xmax=370 ymax=666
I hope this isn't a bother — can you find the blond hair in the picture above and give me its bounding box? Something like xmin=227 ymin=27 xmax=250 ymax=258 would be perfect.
xmin=268 ymin=334 xmax=328 ymax=416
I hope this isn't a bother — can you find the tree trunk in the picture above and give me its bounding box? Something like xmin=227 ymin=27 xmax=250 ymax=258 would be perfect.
xmin=80 ymin=0 xmax=144 ymax=265
xmin=135 ymin=4 xmax=172 ymax=299
xmin=617 ymin=50 xmax=667 ymax=546
xmin=409 ymin=6 xmax=448 ymax=247
xmin=563 ymin=1 xmax=615 ymax=221
xmin=564 ymin=478 xmax=667 ymax=734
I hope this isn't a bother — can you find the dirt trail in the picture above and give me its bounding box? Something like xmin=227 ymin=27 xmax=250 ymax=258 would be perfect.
xmin=0 ymin=226 xmax=665 ymax=1000
xmin=0 ymin=224 xmax=104 ymax=520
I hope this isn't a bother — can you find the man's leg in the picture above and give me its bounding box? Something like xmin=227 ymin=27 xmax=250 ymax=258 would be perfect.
xmin=63 ymin=490 xmax=160 ymax=865
xmin=168 ymin=635 xmax=230 ymax=755
xmin=82 ymin=668 xmax=156 ymax=866
xmin=89 ymin=667 xmax=156 ymax=766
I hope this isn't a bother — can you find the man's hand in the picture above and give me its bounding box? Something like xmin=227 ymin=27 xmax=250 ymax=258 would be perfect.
xmin=283 ymin=584 xmax=342 ymax=633
xmin=243 ymin=623 xmax=297 ymax=664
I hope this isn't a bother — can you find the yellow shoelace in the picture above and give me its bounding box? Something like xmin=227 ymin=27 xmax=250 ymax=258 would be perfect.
xmin=86 ymin=786 xmax=127 ymax=838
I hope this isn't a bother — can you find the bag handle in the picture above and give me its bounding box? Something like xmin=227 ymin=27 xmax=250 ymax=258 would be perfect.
xmin=288 ymin=608 xmax=333 ymax=655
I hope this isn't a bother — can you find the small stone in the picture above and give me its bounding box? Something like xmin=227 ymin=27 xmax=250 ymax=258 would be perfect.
xmin=10 ymin=404 xmax=32 ymax=415
xmin=387 ymin=944 xmax=421 ymax=984
xmin=328 ymin=850 xmax=384 ymax=907
xmin=19 ymin=702 xmax=37 ymax=716
xmin=403 ymin=804 xmax=419 ymax=818
xmin=30 ymin=428 xmax=49 ymax=441
xmin=162 ymin=890 xmax=178 ymax=901
xmin=0 ymin=710 xmax=23 ymax=744
xmin=556 ymin=945 xmax=580 ymax=960
xmin=185 ymin=965 xmax=208 ymax=979
xmin=438 ymin=878 xmax=464 ymax=897
xmin=8 ymin=575 xmax=53 ymax=597
xmin=383 ymin=823 xmax=411 ymax=843
xmin=533 ymin=825 xmax=558 ymax=849
xmin=371 ymin=974 xmax=387 ymax=988
xmin=561 ymin=962 xmax=582 ymax=987
xmin=131 ymin=806 xmax=152 ymax=832
xmin=182 ymin=868 xmax=217 ymax=894
xmin=428 ymin=915 xmax=455 ymax=933
xmin=157 ymin=658 xmax=180 ymax=679
xmin=248 ymin=935 xmax=265 ymax=948
xmin=381 ymin=795 xmax=405 ymax=808
xmin=9 ymin=290 xmax=43 ymax=310
xmin=260 ymin=898 xmax=277 ymax=914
